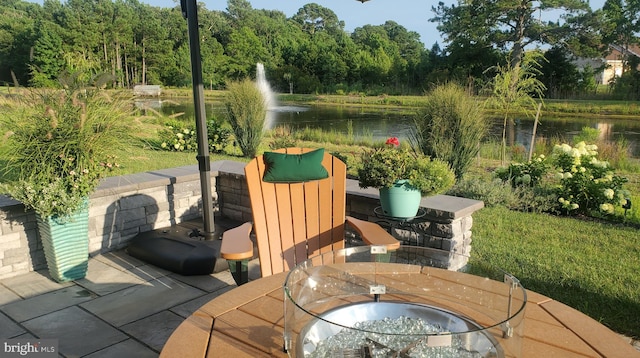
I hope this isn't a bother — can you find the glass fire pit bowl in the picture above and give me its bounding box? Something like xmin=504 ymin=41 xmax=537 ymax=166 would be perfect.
xmin=283 ymin=246 xmax=527 ymax=358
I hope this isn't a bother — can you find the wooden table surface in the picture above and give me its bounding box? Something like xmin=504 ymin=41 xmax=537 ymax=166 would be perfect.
xmin=161 ymin=267 xmax=639 ymax=358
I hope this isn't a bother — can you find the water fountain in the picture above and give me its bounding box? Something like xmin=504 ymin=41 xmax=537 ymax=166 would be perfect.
xmin=256 ymin=63 xmax=308 ymax=130
xmin=256 ymin=62 xmax=277 ymax=129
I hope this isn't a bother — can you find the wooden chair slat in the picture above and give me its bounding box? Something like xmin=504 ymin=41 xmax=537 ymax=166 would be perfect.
xmin=289 ymin=184 xmax=308 ymax=265
xmin=303 ymin=181 xmax=321 ymax=258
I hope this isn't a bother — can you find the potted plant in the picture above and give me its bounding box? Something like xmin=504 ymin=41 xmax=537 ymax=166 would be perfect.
xmin=0 ymin=76 xmax=131 ymax=282
xmin=358 ymin=137 xmax=455 ymax=217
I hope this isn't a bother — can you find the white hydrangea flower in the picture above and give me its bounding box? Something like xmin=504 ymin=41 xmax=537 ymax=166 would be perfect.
xmin=603 ymin=188 xmax=615 ymax=199
xmin=599 ymin=203 xmax=614 ymax=214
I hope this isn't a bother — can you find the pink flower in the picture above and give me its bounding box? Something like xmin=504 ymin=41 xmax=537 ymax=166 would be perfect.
xmin=385 ymin=137 xmax=400 ymax=147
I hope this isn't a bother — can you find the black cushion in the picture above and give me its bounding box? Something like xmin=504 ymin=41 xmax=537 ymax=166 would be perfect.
xmin=127 ymin=236 xmax=217 ymax=276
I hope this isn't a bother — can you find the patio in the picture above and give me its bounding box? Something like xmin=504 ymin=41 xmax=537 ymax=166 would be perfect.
xmin=2 ymin=223 xmax=640 ymax=357
xmin=0 ymin=162 xmax=638 ymax=356
xmin=0 ymin=218 xmax=262 ymax=357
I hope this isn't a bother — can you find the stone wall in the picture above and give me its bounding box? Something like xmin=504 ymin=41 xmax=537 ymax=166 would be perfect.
xmin=0 ymin=160 xmax=483 ymax=279
xmin=0 ymin=165 xmax=212 ymax=279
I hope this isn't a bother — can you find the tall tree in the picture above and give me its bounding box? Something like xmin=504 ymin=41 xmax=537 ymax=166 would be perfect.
xmin=431 ymin=0 xmax=592 ymax=71
xmin=601 ymin=0 xmax=640 ymax=69
xmin=291 ymin=3 xmax=344 ymax=36
xmin=0 ymin=0 xmax=38 ymax=85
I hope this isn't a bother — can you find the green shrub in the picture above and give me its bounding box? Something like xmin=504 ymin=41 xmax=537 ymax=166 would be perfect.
xmin=494 ymin=154 xmax=550 ymax=188
xmin=0 ymin=83 xmax=131 ymax=218
xmin=551 ymin=142 xmax=629 ymax=216
xmin=447 ymin=178 xmax=519 ymax=207
xmin=358 ymin=138 xmax=455 ymax=196
xmin=573 ymin=126 xmax=600 ymax=144
xmin=224 ymin=79 xmax=266 ymax=158
xmin=411 ymin=83 xmax=487 ymax=179
xmin=448 ymin=177 xmax=558 ymax=213
xmin=268 ymin=125 xmax=298 ymax=149
xmin=207 ymin=117 xmax=232 ymax=153
xmin=158 ymin=119 xmax=197 ymax=152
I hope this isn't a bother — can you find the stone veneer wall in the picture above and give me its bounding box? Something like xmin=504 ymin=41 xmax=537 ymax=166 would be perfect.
xmin=0 ymin=160 xmax=483 ymax=279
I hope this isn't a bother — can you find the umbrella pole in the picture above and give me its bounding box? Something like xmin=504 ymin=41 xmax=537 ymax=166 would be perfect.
xmin=182 ymin=0 xmax=215 ymax=239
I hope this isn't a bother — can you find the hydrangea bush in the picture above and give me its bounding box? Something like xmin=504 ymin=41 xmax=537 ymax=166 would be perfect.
xmin=158 ymin=118 xmax=231 ymax=153
xmin=552 ymin=142 xmax=629 ymax=215
xmin=494 ymin=141 xmax=630 ymax=216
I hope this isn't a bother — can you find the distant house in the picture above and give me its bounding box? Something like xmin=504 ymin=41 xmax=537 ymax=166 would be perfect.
xmin=574 ymin=44 xmax=640 ymax=85
xmin=599 ymin=44 xmax=640 ymax=85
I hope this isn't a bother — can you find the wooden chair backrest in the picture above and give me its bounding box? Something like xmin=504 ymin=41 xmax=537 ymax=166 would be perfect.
xmin=244 ymin=148 xmax=347 ymax=277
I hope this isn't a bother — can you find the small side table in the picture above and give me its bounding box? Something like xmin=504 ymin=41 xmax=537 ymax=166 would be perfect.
xmin=373 ymin=206 xmax=427 ymax=246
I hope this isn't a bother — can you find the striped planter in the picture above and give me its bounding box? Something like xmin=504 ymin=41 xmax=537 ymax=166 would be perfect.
xmin=36 ymin=202 xmax=90 ymax=282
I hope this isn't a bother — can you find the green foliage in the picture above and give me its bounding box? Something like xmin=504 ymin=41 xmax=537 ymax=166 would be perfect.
xmin=411 ymin=83 xmax=487 ymax=179
xmin=609 ymin=59 xmax=640 ymax=100
xmin=431 ymin=0 xmax=592 ymax=74
xmin=494 ymin=154 xmax=550 ymax=188
xmin=224 ymin=79 xmax=266 ymax=158
xmin=551 ymin=142 xmax=630 ymax=216
xmin=486 ymin=50 xmax=546 ymax=164
xmin=268 ymin=125 xmax=298 ymax=150
xmin=158 ymin=120 xmax=197 ymax=152
xmin=493 ymin=141 xmax=631 ymax=217
xmin=0 ymin=77 xmax=132 ymax=218
xmin=357 ymin=138 xmax=455 ymax=196
xmin=573 ymin=126 xmax=600 ymax=144
xmin=449 ymin=177 xmax=558 ymax=213
xmin=156 ymin=117 xmax=231 ymax=153
xmin=207 ymin=117 xmax=232 ymax=153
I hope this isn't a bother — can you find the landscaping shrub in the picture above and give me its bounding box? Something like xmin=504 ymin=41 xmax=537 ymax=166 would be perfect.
xmin=447 ymin=178 xmax=520 ymax=207
xmin=411 ymin=83 xmax=487 ymax=179
xmin=552 ymin=142 xmax=629 ymax=216
xmin=158 ymin=119 xmax=197 ymax=152
xmin=206 ymin=118 xmax=232 ymax=153
xmin=224 ymin=79 xmax=267 ymax=158
xmin=158 ymin=117 xmax=231 ymax=153
xmin=494 ymin=154 xmax=550 ymax=188
xmin=494 ymin=141 xmax=631 ymax=217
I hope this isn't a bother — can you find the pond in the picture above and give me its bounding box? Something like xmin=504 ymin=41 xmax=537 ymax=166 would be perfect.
xmin=147 ymin=100 xmax=640 ymax=157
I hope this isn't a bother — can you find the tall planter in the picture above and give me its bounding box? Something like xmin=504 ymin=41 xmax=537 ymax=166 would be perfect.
xmin=36 ymin=201 xmax=90 ymax=282
xmin=379 ymin=180 xmax=422 ymax=218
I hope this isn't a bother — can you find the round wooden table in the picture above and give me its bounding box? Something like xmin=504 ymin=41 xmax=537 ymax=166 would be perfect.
xmin=161 ymin=268 xmax=638 ymax=358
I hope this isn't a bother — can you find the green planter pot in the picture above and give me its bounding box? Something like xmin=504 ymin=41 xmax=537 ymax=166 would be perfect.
xmin=379 ymin=180 xmax=422 ymax=218
xmin=36 ymin=202 xmax=90 ymax=282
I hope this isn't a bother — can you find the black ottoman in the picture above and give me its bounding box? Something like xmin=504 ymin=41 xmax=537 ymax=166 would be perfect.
xmin=127 ymin=235 xmax=217 ymax=276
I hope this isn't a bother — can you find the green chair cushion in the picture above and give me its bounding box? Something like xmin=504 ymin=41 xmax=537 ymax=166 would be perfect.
xmin=263 ymin=148 xmax=329 ymax=183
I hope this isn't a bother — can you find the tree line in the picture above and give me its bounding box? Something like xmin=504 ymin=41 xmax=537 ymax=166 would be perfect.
xmin=1 ymin=0 xmax=638 ymax=98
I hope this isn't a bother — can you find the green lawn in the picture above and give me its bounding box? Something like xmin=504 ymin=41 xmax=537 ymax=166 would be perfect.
xmin=471 ymin=206 xmax=639 ymax=338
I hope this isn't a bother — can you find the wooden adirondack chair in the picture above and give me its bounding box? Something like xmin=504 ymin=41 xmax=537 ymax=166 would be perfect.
xmin=220 ymin=148 xmax=400 ymax=285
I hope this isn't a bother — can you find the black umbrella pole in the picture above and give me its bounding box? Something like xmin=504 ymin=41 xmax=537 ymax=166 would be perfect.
xmin=184 ymin=0 xmax=215 ymax=239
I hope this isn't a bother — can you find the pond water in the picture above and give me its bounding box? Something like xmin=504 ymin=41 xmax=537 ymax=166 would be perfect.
xmin=148 ymin=100 xmax=640 ymax=157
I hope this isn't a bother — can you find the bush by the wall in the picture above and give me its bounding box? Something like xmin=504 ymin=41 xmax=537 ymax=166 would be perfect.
xmin=411 ymin=83 xmax=487 ymax=179
xmin=224 ymin=79 xmax=266 ymax=158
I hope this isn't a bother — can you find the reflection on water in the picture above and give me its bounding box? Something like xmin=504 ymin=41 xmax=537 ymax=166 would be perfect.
xmin=156 ymin=101 xmax=640 ymax=157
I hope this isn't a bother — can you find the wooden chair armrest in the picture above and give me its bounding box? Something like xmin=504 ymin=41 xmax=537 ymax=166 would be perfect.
xmin=220 ymin=222 xmax=254 ymax=260
xmin=345 ymin=216 xmax=400 ymax=251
